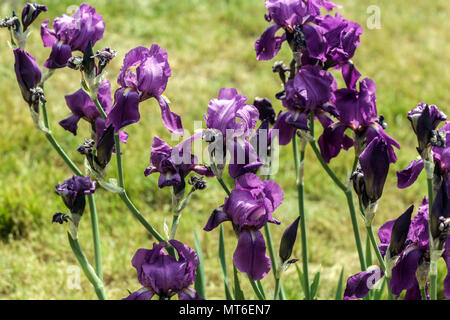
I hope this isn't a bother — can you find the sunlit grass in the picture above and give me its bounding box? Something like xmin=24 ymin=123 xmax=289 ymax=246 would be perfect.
xmin=0 ymin=0 xmax=449 ymax=299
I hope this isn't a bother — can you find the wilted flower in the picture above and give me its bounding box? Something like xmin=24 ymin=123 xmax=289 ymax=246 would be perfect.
xmin=105 ymin=45 xmax=183 ymax=136
xmin=397 ymin=121 xmax=450 ymax=191
xmin=254 ymin=97 xmax=276 ymax=125
xmin=123 ymin=240 xmax=202 ymax=300
xmin=407 ymin=102 xmax=447 ymax=160
xmin=21 ymin=3 xmax=47 ymax=32
xmin=55 ymin=175 xmax=95 ymax=215
xmin=144 ymin=136 xmax=213 ymax=190
xmin=41 ymin=4 xmax=105 ymax=68
xmin=204 ymin=173 xmax=283 ymax=280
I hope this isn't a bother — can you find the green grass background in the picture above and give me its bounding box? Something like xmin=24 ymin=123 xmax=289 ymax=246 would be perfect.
xmin=0 ymin=0 xmax=449 ymax=299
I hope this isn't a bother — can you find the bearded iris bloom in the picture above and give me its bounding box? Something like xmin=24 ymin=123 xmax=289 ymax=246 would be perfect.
xmin=319 ymin=77 xmax=400 ymax=163
xmin=273 ymin=65 xmax=338 ymax=145
xmin=41 ymin=4 xmax=105 ymax=69
xmin=124 ymin=240 xmax=202 ymax=300
xmin=105 ymin=45 xmax=183 ymax=136
xmin=204 ymin=88 xmax=263 ymax=178
xmin=204 ymin=173 xmax=283 ymax=280
xmin=21 ymin=3 xmax=47 ymax=32
xmin=254 ymin=0 xmax=339 ymax=61
xmin=144 ymin=136 xmax=213 ymax=190
xmin=55 ymin=175 xmax=96 ymax=216
xmin=345 ymin=200 xmax=450 ymax=300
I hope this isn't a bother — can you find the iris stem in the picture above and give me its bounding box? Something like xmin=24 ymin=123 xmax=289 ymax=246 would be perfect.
xmin=67 ymin=233 xmax=106 ymax=300
xmin=264 ymin=224 xmax=285 ymax=300
xmin=293 ymin=134 xmax=311 ymax=300
xmin=91 ymin=97 xmax=166 ymax=243
xmin=425 ymin=161 xmax=437 ymax=300
xmin=40 ymin=100 xmax=104 ymax=284
xmin=248 ymin=275 xmax=265 ymax=300
xmin=87 ymin=193 xmax=103 ymax=281
xmin=309 ymin=141 xmax=367 ymax=271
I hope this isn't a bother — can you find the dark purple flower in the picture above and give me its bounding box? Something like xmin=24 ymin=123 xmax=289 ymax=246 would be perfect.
xmin=430 ymin=178 xmax=450 ymax=249
xmin=124 ymin=240 xmax=201 ymax=300
xmin=351 ymin=137 xmax=391 ymax=210
xmin=21 ymin=3 xmax=47 ymax=32
xmin=144 ymin=136 xmax=213 ymax=189
xmin=105 ymin=45 xmax=183 ymax=135
xmin=279 ymin=216 xmax=300 ymax=262
xmin=13 ymin=48 xmax=42 ymax=106
xmin=273 ymin=65 xmax=337 ymax=145
xmin=41 ymin=4 xmax=105 ymax=68
xmin=408 ymin=102 xmax=447 ymax=160
xmin=345 ymin=201 xmax=429 ymax=300
xmin=55 ymin=175 xmax=95 ymax=215
xmin=204 ymin=88 xmax=263 ymax=178
xmin=319 ymin=78 xmax=400 ymax=163
xmin=255 ymin=0 xmax=339 ymax=61
xmin=344 ymin=266 xmax=383 ymax=300
xmin=397 ymin=121 xmax=450 ymax=189
xmin=204 ymin=173 xmax=283 ymax=280
xmin=254 ymin=97 xmax=276 ymax=125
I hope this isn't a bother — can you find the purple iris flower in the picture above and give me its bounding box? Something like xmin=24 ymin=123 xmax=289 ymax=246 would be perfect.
xmin=351 ymin=137 xmax=390 ymax=211
xmin=144 ymin=136 xmax=213 ymax=189
xmin=55 ymin=175 xmax=95 ymax=215
xmin=204 ymin=88 xmax=263 ymax=178
xmin=124 ymin=240 xmax=202 ymax=300
xmin=255 ymin=0 xmax=339 ymax=61
xmin=204 ymin=173 xmax=283 ymax=280
xmin=345 ymin=199 xmax=450 ymax=300
xmin=407 ymin=102 xmax=447 ymax=160
xmin=13 ymin=48 xmax=42 ymax=107
xmin=41 ymin=4 xmax=105 ymax=69
xmin=319 ymin=77 xmax=400 ymax=163
xmin=273 ymin=65 xmax=337 ymax=145
xmin=105 ymin=45 xmax=183 ymax=136
xmin=397 ymin=121 xmax=450 ymax=191
xmin=21 ymin=3 xmax=47 ymax=32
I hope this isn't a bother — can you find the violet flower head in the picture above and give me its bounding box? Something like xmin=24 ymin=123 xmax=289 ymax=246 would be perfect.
xmin=204 ymin=88 xmax=263 ymax=178
xmin=319 ymin=77 xmax=400 ymax=163
xmin=255 ymin=0 xmax=339 ymax=61
xmin=254 ymin=97 xmax=276 ymax=125
xmin=144 ymin=136 xmax=213 ymax=190
xmin=345 ymin=200 xmax=432 ymax=300
xmin=204 ymin=173 xmax=283 ymax=280
xmin=124 ymin=240 xmax=202 ymax=300
xmin=13 ymin=48 xmax=42 ymax=107
xmin=41 ymin=4 xmax=105 ymax=68
xmin=21 ymin=3 xmax=47 ymax=32
xmin=351 ymin=137 xmax=390 ymax=212
xmin=430 ymin=178 xmax=450 ymax=249
xmin=397 ymin=121 xmax=450 ymax=190
xmin=55 ymin=175 xmax=95 ymax=215
xmin=407 ymin=102 xmax=447 ymax=160
xmin=106 ymin=45 xmax=183 ymax=135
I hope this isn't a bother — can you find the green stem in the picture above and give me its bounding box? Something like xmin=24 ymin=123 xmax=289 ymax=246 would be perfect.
xmin=274 ymin=278 xmax=281 ymax=300
xmin=67 ymin=233 xmax=106 ymax=300
xmin=248 ymin=275 xmax=265 ymax=300
xmin=219 ymin=224 xmax=233 ymax=300
xmin=113 ymin=133 xmax=125 ymax=188
xmin=293 ymin=135 xmax=311 ymax=299
xmin=425 ymin=160 xmax=437 ymax=300
xmin=264 ymin=224 xmax=284 ymax=299
xmin=87 ymin=193 xmax=103 ymax=281
xmin=309 ymin=142 xmax=347 ymax=191
xmin=44 ymin=132 xmax=83 ymax=176
xmin=345 ymin=190 xmax=367 ymax=271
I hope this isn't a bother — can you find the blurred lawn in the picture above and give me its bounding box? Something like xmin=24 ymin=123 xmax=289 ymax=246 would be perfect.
xmin=0 ymin=0 xmax=449 ymax=299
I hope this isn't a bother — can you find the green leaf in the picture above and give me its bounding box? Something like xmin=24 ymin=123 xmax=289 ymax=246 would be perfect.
xmin=295 ymin=264 xmax=305 ymax=297
xmin=233 ymin=265 xmax=245 ymax=300
xmin=310 ymin=269 xmax=321 ymax=299
xmin=219 ymin=225 xmax=233 ymax=300
xmin=365 ymin=233 xmax=373 ymax=266
xmin=334 ymin=267 xmax=345 ymax=300
xmin=193 ymin=229 xmax=206 ymax=299
xmin=373 ymin=277 xmax=387 ymax=300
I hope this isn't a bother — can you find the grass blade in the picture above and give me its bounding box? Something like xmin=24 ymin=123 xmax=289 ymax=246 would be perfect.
xmin=219 ymin=225 xmax=233 ymax=300
xmin=335 ymin=267 xmax=345 ymax=300
xmin=193 ymin=229 xmax=206 ymax=299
